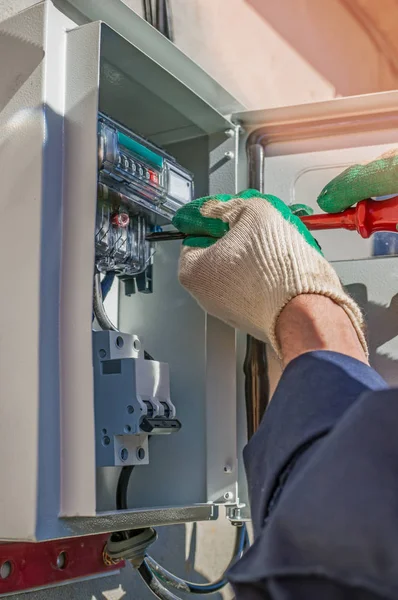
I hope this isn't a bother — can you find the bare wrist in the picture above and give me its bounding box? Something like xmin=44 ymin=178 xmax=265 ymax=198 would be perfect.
xmin=276 ymin=294 xmax=368 ymax=367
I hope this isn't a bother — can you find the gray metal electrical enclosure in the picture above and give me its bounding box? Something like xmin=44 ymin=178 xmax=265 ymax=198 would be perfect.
xmin=0 ymin=0 xmax=398 ymax=546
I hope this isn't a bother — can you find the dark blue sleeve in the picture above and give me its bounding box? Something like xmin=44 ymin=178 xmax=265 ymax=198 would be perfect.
xmin=228 ymin=351 xmax=398 ymax=600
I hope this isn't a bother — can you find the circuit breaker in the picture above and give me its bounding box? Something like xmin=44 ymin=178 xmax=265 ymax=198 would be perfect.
xmin=0 ymin=0 xmax=398 ymax=551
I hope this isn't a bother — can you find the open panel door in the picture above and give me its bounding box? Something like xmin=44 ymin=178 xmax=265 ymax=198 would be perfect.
xmin=231 ymin=92 xmax=398 ymax=520
xmin=234 ymin=90 xmax=398 ymax=384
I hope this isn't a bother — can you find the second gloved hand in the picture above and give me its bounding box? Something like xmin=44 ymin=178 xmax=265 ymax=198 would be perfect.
xmin=173 ymin=190 xmax=367 ymax=358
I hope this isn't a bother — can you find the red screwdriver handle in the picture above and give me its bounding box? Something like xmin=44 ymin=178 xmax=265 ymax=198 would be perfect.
xmin=301 ymin=195 xmax=398 ymax=239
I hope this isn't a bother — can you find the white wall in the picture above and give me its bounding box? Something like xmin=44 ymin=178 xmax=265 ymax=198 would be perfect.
xmin=124 ymin=0 xmax=398 ymax=109
xmin=1 ymin=0 xmax=397 ymax=108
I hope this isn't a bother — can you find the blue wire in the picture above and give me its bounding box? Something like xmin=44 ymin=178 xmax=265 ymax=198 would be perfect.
xmin=101 ymin=271 xmax=116 ymax=301
xmin=92 ymin=271 xmax=115 ymax=323
xmin=145 ymin=524 xmax=248 ymax=595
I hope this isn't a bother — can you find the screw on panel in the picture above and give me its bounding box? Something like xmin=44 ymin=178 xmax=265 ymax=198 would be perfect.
xmin=127 ymin=405 xmax=134 ymax=414
xmin=0 ymin=561 xmax=12 ymax=579
xmin=116 ymin=336 xmax=124 ymax=348
xmin=230 ymin=507 xmax=244 ymax=526
xmin=223 ymin=465 xmax=232 ymax=473
xmin=224 ymin=492 xmax=233 ymax=500
xmin=120 ymin=448 xmax=128 ymax=461
xmin=136 ymin=447 xmax=145 ymax=461
xmin=99 ymin=349 xmax=107 ymax=358
xmin=225 ymin=129 xmax=235 ymax=138
xmin=124 ymin=425 xmax=132 ymax=433
xmin=224 ymin=151 xmax=234 ymax=160
xmin=102 ymin=436 xmax=110 ymax=446
xmin=56 ymin=552 xmax=67 ymax=570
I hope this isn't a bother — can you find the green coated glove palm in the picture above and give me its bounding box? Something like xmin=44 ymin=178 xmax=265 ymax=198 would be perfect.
xmin=318 ymin=150 xmax=398 ymax=213
xmin=172 ymin=190 xmax=366 ymax=357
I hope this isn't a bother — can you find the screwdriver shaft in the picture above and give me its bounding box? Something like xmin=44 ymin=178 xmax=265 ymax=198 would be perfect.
xmin=146 ymin=231 xmax=187 ymax=241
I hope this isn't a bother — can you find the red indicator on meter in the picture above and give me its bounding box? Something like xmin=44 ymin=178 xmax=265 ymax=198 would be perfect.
xmin=111 ymin=212 xmax=130 ymax=228
xmin=148 ymin=170 xmax=159 ymax=185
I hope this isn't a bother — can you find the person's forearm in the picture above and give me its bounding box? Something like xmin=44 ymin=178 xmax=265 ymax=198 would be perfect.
xmin=276 ymin=294 xmax=368 ymax=367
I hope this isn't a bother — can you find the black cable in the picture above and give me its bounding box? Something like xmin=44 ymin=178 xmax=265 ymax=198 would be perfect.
xmin=115 ymin=466 xmax=149 ymax=543
xmin=155 ymin=0 xmax=164 ymax=35
xmin=163 ymin=0 xmax=174 ymax=42
xmin=143 ymin=0 xmax=154 ymax=26
xmin=243 ymin=336 xmax=269 ymax=440
xmin=113 ymin=435 xmax=248 ymax=598
xmin=116 ymin=466 xmax=134 ymax=511
xmin=142 ymin=0 xmax=174 ymax=42
xmin=115 ymin=466 xmax=135 ymax=541
xmin=155 ymin=0 xmax=174 ymax=41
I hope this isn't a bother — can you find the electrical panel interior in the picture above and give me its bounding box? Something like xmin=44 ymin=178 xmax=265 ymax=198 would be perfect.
xmin=93 ymin=113 xmax=194 ymax=468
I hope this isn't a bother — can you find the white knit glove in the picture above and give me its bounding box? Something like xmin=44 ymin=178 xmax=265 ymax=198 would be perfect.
xmin=172 ymin=190 xmax=367 ymax=358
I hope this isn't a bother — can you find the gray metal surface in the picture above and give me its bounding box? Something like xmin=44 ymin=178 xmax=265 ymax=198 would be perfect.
xmin=98 ymin=23 xmax=232 ymax=146
xmin=240 ymin=94 xmax=398 ymax=262
xmin=0 ymin=0 xmax=76 ymax=541
xmin=206 ymin=130 xmax=240 ymax=505
xmin=61 ymin=13 xmax=241 ymax=528
xmin=59 ymin=504 xmax=216 ymax=537
xmin=232 ymin=331 xmax=251 ymax=522
xmin=114 ymin=136 xmax=241 ymax=510
xmin=61 ymin=17 xmax=101 ymax=519
xmin=61 ymin=6 xmax=244 ymax=533
xmin=58 ymin=0 xmax=244 ymax=120
xmin=336 ymin=256 xmax=398 ymax=386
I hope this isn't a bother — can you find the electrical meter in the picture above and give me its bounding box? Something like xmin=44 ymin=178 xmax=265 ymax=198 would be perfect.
xmin=95 ymin=114 xmax=194 ymax=277
xmin=98 ymin=113 xmax=193 ymax=221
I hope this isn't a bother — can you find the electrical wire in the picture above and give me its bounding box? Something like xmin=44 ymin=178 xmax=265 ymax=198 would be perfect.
xmin=138 ymin=561 xmax=182 ymax=600
xmin=93 ymin=272 xmax=155 ymax=359
xmin=114 ymin=464 xmax=248 ymax=597
xmin=101 ymin=271 xmax=116 ymax=301
xmin=116 ymin=466 xmax=135 ymax=511
xmin=108 ymin=328 xmax=249 ymax=598
xmin=142 ymin=0 xmax=173 ymax=42
xmin=145 ymin=525 xmax=247 ymax=594
xmin=143 ymin=0 xmax=154 ymax=25
xmin=155 ymin=0 xmax=165 ymax=35
xmin=243 ymin=335 xmax=269 ymax=440
xmin=163 ymin=0 xmax=174 ymax=42
xmin=93 ymin=272 xmax=118 ymax=331
xmin=116 ymin=466 xmax=135 ymax=541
